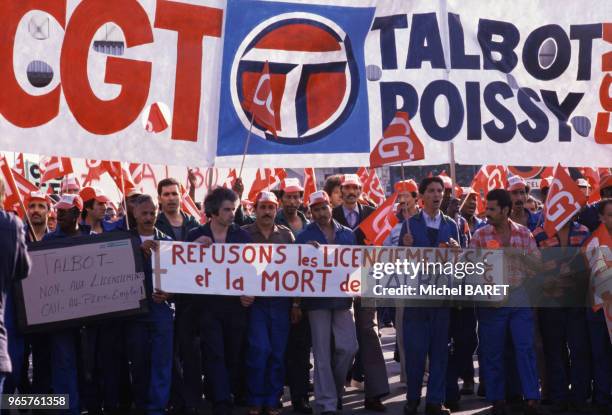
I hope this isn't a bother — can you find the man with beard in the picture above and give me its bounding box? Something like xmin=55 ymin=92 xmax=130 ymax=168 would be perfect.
xmin=79 ymin=187 xmax=110 ymax=234
xmin=274 ymin=178 xmax=313 ymax=414
xmin=0 ymin=179 xmax=31 ymax=407
xmin=43 ymin=194 xmax=91 ymax=415
xmin=296 ymin=190 xmax=358 ymax=415
xmin=25 ymin=191 xmax=50 ymax=242
xmin=332 ymin=174 xmax=388 ymax=412
xmin=154 ymin=178 xmax=201 ymax=415
xmin=243 ymin=191 xmax=294 ymax=415
xmin=399 ymin=177 xmax=459 ymax=415
xmin=507 ymin=176 xmax=539 ymax=232
xmin=470 ymin=189 xmax=541 ymax=415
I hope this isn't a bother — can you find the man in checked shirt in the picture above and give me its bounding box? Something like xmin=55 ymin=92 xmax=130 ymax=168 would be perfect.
xmin=470 ymin=189 xmax=542 ymax=415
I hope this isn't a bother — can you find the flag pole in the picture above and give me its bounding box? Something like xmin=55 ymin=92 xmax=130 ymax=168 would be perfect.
xmin=449 ymin=142 xmax=457 ymax=198
xmin=400 ymin=162 xmax=405 ymax=180
xmin=119 ymin=162 xmax=130 ymax=231
xmin=4 ymin=163 xmax=37 ymax=242
xmin=238 ymin=111 xmax=257 ymax=179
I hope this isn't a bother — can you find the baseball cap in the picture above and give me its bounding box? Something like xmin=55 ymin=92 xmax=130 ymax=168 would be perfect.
xmin=280 ymin=178 xmax=304 ymax=193
xmin=308 ymin=190 xmax=330 ymax=207
xmin=576 ymin=178 xmax=590 ymax=188
xmin=79 ymin=186 xmax=110 ymax=203
xmin=60 ymin=175 xmax=81 ymax=192
xmin=507 ymin=176 xmax=527 ymax=191
xmin=341 ymin=174 xmax=361 ymax=187
xmin=255 ymin=191 xmax=279 ymax=206
xmin=394 ymin=179 xmax=418 ymax=194
xmin=26 ymin=191 xmax=49 ymax=205
xmin=55 ymin=194 xmax=83 ymax=211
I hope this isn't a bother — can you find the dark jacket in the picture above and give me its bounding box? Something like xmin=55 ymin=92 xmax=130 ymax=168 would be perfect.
xmin=275 ymin=209 xmax=309 ymax=237
xmin=156 ymin=211 xmax=200 ymax=242
xmin=43 ymin=224 xmax=92 ymax=240
xmin=0 ymin=211 xmax=30 ymax=373
xmin=295 ymin=220 xmax=356 ymax=311
xmin=186 ymin=223 xmax=252 ymax=312
xmin=399 ymin=211 xmax=459 ymax=248
xmin=332 ymin=203 xmax=375 ymax=245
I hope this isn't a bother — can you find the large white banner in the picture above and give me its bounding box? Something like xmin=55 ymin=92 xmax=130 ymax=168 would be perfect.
xmin=1 ymin=0 xmax=610 ymax=167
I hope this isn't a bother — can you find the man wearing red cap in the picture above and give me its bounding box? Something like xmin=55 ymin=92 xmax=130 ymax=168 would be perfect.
xmin=79 ymin=187 xmax=110 ymax=234
xmin=274 ymin=178 xmax=313 ymax=414
xmin=25 ymin=191 xmax=50 ymax=242
xmin=507 ymin=176 xmax=540 ymax=232
xmin=242 ymin=191 xmax=295 ymax=415
xmin=578 ymin=173 xmax=612 ymax=232
xmin=296 ymin=190 xmax=358 ymax=415
xmin=332 ymin=174 xmax=389 ymax=411
xmin=43 ymin=194 xmax=91 ymax=415
xmin=60 ymin=175 xmax=81 ymax=195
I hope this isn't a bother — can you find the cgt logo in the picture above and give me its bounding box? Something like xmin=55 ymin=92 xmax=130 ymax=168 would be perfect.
xmin=230 ymin=13 xmax=358 ymax=144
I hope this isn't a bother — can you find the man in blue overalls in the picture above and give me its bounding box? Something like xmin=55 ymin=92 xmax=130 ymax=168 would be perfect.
xmin=533 ymin=219 xmax=591 ymax=413
xmin=127 ymin=194 xmax=174 ymax=415
xmin=399 ymin=176 xmax=460 ymax=415
xmin=186 ymin=187 xmax=252 ymax=415
xmin=43 ymin=194 xmax=91 ymax=415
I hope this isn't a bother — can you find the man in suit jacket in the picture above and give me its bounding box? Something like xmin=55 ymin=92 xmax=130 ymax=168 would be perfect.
xmin=331 ymin=174 xmax=389 ymax=412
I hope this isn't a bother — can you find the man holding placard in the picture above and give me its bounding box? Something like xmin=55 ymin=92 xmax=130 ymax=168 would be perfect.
xmin=296 ymin=190 xmax=358 ymax=415
xmin=43 ymin=194 xmax=90 ymax=415
xmin=242 ymin=191 xmax=295 ymax=415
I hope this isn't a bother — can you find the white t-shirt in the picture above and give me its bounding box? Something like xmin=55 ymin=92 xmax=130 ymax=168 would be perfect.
xmin=140 ymin=234 xmax=155 ymax=243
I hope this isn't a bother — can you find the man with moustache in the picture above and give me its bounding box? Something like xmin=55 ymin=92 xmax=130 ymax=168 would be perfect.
xmin=332 ymin=174 xmax=388 ymax=412
xmin=507 ymin=176 xmax=540 ymax=232
xmin=154 ymin=178 xmax=201 ymax=415
xmin=275 ymin=178 xmax=313 ymax=414
xmin=296 ymin=191 xmax=358 ymax=415
xmin=399 ymin=177 xmax=460 ymax=415
xmin=243 ymin=191 xmax=295 ymax=415
xmin=470 ymin=189 xmax=541 ymax=415
xmin=460 ymin=189 xmax=484 ymax=236
xmin=126 ymin=194 xmax=174 ymax=415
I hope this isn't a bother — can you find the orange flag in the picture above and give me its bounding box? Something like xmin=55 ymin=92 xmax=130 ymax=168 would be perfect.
xmin=543 ymin=164 xmax=587 ymax=237
xmin=369 ymin=111 xmax=425 ymax=168
xmin=358 ymin=192 xmax=399 ymax=246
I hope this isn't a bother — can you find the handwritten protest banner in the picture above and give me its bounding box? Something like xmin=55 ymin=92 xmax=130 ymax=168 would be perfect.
xmin=156 ymin=242 xmax=506 ymax=302
xmin=18 ymin=233 xmax=146 ymax=332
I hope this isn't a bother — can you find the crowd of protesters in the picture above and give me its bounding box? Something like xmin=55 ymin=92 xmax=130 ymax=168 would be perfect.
xmin=0 ymin=169 xmax=610 ymax=415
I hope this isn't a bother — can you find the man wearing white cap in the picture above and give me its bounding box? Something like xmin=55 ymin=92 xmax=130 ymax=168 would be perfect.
xmin=242 ymin=191 xmax=295 ymax=415
xmin=60 ymin=175 xmax=81 ymax=195
xmin=275 ymin=178 xmax=313 ymax=414
xmin=43 ymin=194 xmax=91 ymax=415
xmin=295 ymin=190 xmax=358 ymax=415
xmin=576 ymin=178 xmax=591 ymax=198
xmin=507 ymin=176 xmax=540 ymax=232
xmin=79 ymin=187 xmax=110 ymax=234
xmin=332 ymin=174 xmax=389 ymax=412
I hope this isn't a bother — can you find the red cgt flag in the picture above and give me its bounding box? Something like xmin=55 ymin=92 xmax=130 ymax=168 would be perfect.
xmin=247 ymin=168 xmax=286 ymax=202
xmin=357 ymin=167 xmax=369 ymax=184
xmin=223 ymin=169 xmax=238 ymax=189
xmin=369 ymin=111 xmax=425 ymax=168
xmin=543 ymin=164 xmax=587 ymax=238
xmin=244 ymin=61 xmax=277 ymax=137
xmin=40 ymin=156 xmax=73 ymax=183
xmin=14 ymin=153 xmax=25 ymax=177
xmin=362 ymin=168 xmax=385 ymax=206
xmin=0 ymin=156 xmax=37 ymax=217
xmin=104 ymin=161 xmax=137 ymax=195
xmin=358 ymin=192 xmax=399 ymax=246
xmin=179 ymin=184 xmax=204 ymax=224
xmin=303 ymin=168 xmax=317 ymax=207
xmin=145 ymin=102 xmax=169 ymax=133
